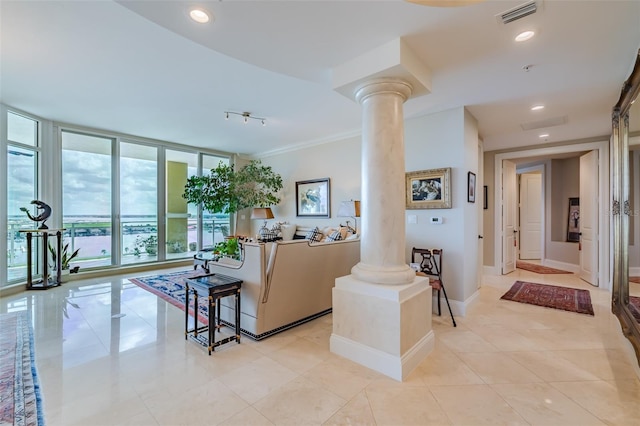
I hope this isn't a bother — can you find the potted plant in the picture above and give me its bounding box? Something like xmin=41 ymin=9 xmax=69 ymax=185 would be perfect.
xmin=213 ymin=237 xmax=240 ymax=259
xmin=48 ymin=242 xmax=81 ymax=274
xmin=133 ymin=234 xmax=158 ymax=256
xmin=182 ymin=160 xmax=283 ymax=215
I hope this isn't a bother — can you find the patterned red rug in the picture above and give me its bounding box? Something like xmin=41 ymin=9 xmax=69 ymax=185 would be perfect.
xmin=500 ymin=281 xmax=594 ymax=315
xmin=630 ymin=277 xmax=640 ymax=284
xmin=516 ymin=261 xmax=572 ymax=274
xmin=630 ymin=296 xmax=640 ymax=323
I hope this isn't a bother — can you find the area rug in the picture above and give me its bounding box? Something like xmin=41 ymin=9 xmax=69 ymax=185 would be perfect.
xmin=630 ymin=296 xmax=640 ymax=323
xmin=0 ymin=311 xmax=45 ymax=426
xmin=500 ymin=281 xmax=594 ymax=316
xmin=129 ymin=269 xmax=209 ymax=324
xmin=516 ymin=261 xmax=572 ymax=274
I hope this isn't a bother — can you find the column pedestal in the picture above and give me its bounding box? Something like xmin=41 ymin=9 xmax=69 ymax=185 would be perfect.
xmin=330 ymin=274 xmax=434 ymax=381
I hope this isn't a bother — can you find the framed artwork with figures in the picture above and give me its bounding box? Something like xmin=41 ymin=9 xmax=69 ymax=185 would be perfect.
xmin=405 ymin=168 xmax=451 ymax=209
xmin=296 ymin=178 xmax=330 ymax=217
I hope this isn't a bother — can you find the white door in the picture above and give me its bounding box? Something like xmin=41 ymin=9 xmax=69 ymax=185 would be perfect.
xmin=519 ymin=173 xmax=542 ymax=259
xmin=579 ymin=150 xmax=598 ymax=285
xmin=502 ymin=160 xmax=517 ymax=274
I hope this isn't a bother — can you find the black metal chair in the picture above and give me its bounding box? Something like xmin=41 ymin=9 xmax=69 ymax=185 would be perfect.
xmin=412 ymin=247 xmax=456 ymax=327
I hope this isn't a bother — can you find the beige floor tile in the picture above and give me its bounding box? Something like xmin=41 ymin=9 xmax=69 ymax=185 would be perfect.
xmin=430 ymin=384 xmax=529 ymax=425
xmin=265 ymin=336 xmax=331 ymax=374
xmin=506 ymin=350 xmax=601 ymax=382
xmin=436 ymin=330 xmax=499 ymax=353
xmin=457 ymin=352 xmax=544 ymax=384
xmin=552 ymin=349 xmax=638 ymax=381
xmin=365 ymin=384 xmax=452 ymax=425
xmin=323 ymin=390 xmax=377 ymax=426
xmin=217 ymin=355 xmax=297 ymax=404
xmin=551 ymin=379 xmax=640 ymax=425
xmin=147 ymin=378 xmax=249 ymax=425
xmin=492 ymin=382 xmax=605 ymax=425
xmin=3 ymin=268 xmax=640 ymax=426
xmin=253 ymin=376 xmax=346 ymax=425
xmin=303 ymin=354 xmax=382 ymax=400
xmin=415 ymin=344 xmax=485 ymax=386
xmin=219 ymin=406 xmax=275 ymax=426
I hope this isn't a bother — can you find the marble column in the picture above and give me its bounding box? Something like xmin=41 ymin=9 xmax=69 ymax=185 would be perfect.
xmin=330 ymin=77 xmax=434 ymax=381
xmin=352 ymin=78 xmax=416 ymax=285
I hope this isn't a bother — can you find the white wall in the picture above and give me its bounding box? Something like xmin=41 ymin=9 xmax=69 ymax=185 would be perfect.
xmin=258 ymin=106 xmax=480 ymax=306
xmin=259 ymin=136 xmax=362 ymax=232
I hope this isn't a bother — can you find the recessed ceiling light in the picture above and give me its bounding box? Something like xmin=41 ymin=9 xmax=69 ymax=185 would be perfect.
xmin=515 ymin=30 xmax=535 ymax=42
xmin=539 ymin=133 xmax=549 ymax=138
xmin=189 ymin=8 xmax=211 ymax=24
xmin=531 ymin=105 xmax=545 ymax=111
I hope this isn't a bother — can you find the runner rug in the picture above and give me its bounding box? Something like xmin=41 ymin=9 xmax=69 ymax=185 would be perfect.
xmin=500 ymin=281 xmax=594 ymax=316
xmin=129 ymin=269 xmax=210 ymax=324
xmin=0 ymin=311 xmax=45 ymax=426
xmin=516 ymin=261 xmax=572 ymax=274
xmin=630 ymin=296 xmax=640 ymax=323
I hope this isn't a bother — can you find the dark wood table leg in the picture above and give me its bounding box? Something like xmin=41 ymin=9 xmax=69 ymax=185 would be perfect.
xmin=185 ymin=284 xmax=190 ymax=340
xmin=209 ymin=296 xmax=215 ymax=355
xmin=236 ymin=289 xmax=241 ymax=343
xmin=56 ymin=231 xmax=62 ymax=285
xmin=42 ymin=232 xmax=49 ymax=286
xmin=26 ymin=232 xmax=33 ymax=289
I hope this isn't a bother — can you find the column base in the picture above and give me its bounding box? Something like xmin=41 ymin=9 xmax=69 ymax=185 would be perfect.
xmin=330 ymin=274 xmax=434 ymax=381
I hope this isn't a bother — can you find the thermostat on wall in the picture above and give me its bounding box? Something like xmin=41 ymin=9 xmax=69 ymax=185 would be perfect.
xmin=430 ymin=216 xmax=443 ymax=225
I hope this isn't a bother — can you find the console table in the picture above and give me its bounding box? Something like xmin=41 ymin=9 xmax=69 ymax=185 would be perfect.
xmin=18 ymin=228 xmax=65 ymax=290
xmin=185 ymin=274 xmax=242 ymax=354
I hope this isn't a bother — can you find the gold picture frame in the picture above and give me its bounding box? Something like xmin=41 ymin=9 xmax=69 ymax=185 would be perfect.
xmin=405 ymin=167 xmax=452 ymax=209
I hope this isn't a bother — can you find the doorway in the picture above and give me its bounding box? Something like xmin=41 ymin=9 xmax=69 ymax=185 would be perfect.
xmin=494 ymin=141 xmax=609 ymax=290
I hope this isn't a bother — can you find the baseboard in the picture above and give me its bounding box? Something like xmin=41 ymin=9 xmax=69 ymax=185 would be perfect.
xmin=483 ymin=265 xmax=500 ymax=275
xmin=330 ymin=330 xmax=435 ymax=381
xmin=630 ymin=267 xmax=640 ymax=277
xmin=431 ymin=288 xmax=479 ymax=317
xmin=543 ymin=259 xmax=579 ymax=273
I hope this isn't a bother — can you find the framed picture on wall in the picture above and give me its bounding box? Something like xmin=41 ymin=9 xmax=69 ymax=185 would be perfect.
xmin=567 ymin=197 xmax=580 ymax=242
xmin=296 ymin=178 xmax=330 ymax=217
xmin=405 ymin=167 xmax=452 ymax=209
xmin=483 ymin=185 xmax=488 ymax=210
xmin=467 ymin=172 xmax=476 ymax=203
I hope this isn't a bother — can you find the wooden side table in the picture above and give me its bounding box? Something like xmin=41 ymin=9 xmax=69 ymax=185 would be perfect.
xmin=19 ymin=228 xmax=66 ymax=290
xmin=185 ymin=274 xmax=242 ymax=355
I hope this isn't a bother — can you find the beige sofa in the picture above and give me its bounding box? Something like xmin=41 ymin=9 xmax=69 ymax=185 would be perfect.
xmin=206 ymin=237 xmax=360 ymax=340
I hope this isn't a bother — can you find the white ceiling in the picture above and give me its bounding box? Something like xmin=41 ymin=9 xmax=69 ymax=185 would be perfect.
xmin=2 ymin=0 xmax=639 ymax=156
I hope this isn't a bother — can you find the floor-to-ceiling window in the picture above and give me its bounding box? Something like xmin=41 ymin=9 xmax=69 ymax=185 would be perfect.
xmin=165 ymin=150 xmax=197 ymax=260
xmin=61 ymin=130 xmax=114 ymax=269
xmin=2 ymin=106 xmax=232 ymax=286
xmin=201 ymin=154 xmax=231 ymax=248
xmin=6 ymin=111 xmax=39 ymax=283
xmin=120 ymin=142 xmax=158 ymax=265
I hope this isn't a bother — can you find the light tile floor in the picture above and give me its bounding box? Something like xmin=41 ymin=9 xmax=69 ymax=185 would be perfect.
xmin=2 ymin=267 xmax=640 ymax=425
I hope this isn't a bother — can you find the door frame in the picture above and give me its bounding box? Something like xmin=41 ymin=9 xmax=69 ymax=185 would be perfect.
xmin=492 ymin=140 xmax=610 ymax=290
xmin=517 ymin=165 xmax=545 ymax=261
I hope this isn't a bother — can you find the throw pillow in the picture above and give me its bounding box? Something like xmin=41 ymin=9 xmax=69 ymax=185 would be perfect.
xmin=280 ymin=223 xmax=296 ymax=241
xmin=305 ymin=226 xmax=323 ymax=242
xmin=325 ymin=230 xmax=343 ymax=242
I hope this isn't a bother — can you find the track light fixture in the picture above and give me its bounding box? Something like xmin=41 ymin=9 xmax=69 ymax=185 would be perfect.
xmin=224 ymin=111 xmax=266 ymax=126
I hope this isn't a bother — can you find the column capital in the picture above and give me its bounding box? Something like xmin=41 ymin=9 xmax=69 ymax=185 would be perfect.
xmin=355 ymin=78 xmax=413 ymax=105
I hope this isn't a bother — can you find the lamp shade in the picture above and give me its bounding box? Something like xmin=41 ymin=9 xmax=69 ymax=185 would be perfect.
xmin=337 ymin=200 xmax=361 ymax=218
xmin=250 ymin=207 xmax=274 ymax=220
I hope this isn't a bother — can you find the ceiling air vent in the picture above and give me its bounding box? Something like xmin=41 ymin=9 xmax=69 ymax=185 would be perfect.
xmin=497 ymin=1 xmax=538 ymax=25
